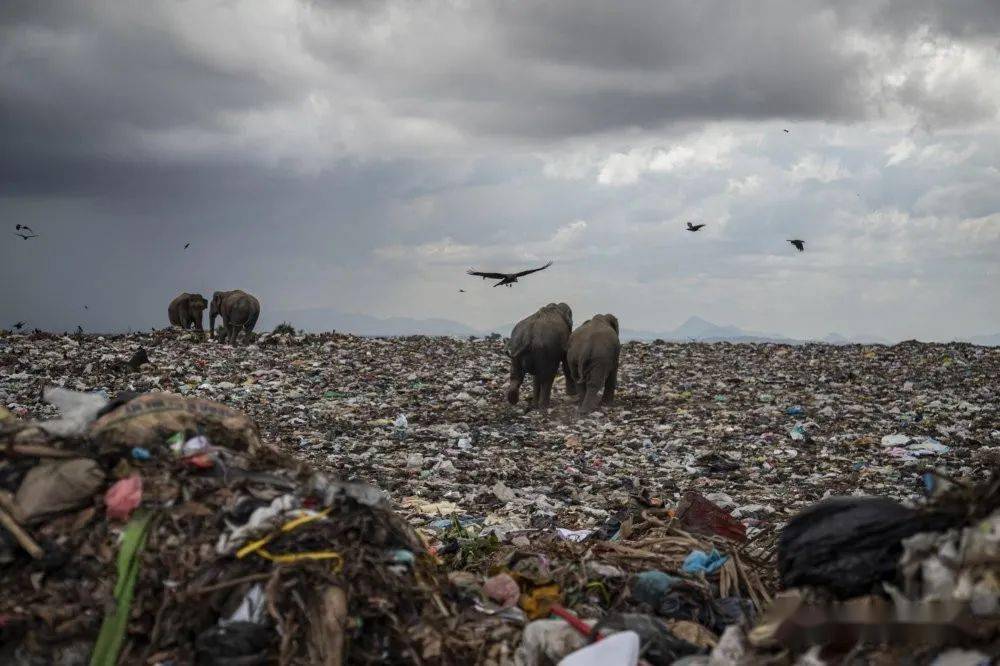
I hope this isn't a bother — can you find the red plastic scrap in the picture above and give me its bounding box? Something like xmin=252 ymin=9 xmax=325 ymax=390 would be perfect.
xmin=676 ymin=490 xmax=747 ymax=542
xmin=105 ymin=475 xmax=143 ymax=521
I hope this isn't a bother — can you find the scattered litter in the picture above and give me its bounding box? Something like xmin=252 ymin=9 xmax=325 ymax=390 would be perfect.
xmin=557 ymin=630 xmax=639 ymax=666
xmin=0 ymin=330 xmax=996 ymax=664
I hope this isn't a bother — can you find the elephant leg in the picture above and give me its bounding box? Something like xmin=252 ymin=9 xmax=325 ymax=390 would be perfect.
xmin=602 ymin=367 xmax=617 ymax=406
xmin=506 ymin=357 xmax=524 ymax=405
xmin=562 ymin=357 xmax=577 ymax=396
xmin=530 ymin=375 xmax=542 ymax=407
xmin=538 ymin=377 xmax=554 ymax=409
xmin=578 ymin=385 xmax=603 ymax=414
xmin=578 ymin=366 xmax=607 ymax=415
xmin=227 ymin=325 xmax=238 ymax=344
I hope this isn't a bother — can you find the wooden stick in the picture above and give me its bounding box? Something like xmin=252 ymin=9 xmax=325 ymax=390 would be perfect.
xmin=0 ymin=506 xmax=44 ymax=559
xmin=4 ymin=444 xmax=80 ymax=458
xmin=186 ymin=571 xmax=273 ymax=596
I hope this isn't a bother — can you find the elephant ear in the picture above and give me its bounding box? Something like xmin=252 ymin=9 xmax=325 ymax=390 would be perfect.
xmin=557 ymin=303 xmax=573 ymax=329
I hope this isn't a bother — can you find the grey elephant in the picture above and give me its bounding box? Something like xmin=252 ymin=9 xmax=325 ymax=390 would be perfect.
xmin=209 ymin=290 xmax=260 ymax=344
xmin=167 ymin=292 xmax=208 ymax=331
xmin=566 ymin=314 xmax=621 ymax=414
xmin=506 ymin=302 xmax=574 ymax=409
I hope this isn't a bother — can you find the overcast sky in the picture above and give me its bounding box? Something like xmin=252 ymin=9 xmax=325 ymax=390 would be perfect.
xmin=2 ymin=1 xmax=998 ymax=340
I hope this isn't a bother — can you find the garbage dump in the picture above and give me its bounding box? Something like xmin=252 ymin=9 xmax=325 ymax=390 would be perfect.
xmin=0 ymin=329 xmax=998 ymax=664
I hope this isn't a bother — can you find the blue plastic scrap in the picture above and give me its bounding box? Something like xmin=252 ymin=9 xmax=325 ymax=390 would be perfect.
xmin=130 ymin=447 xmax=151 ymax=461
xmin=632 ymin=570 xmax=679 ymax=606
xmin=681 ymin=549 xmax=728 ymax=574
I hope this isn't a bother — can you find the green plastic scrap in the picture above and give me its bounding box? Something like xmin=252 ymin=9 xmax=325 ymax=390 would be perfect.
xmin=90 ymin=511 xmax=154 ymax=666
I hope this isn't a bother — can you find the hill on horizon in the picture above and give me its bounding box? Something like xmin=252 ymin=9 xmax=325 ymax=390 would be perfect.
xmin=260 ymin=308 xmax=993 ymax=346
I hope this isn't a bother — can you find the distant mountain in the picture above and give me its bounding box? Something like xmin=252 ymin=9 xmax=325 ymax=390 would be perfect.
xmin=966 ymin=332 xmax=1000 ymax=346
xmin=851 ymin=333 xmax=892 ymax=345
xmin=258 ymin=308 xmax=996 ymax=346
xmin=621 ymin=315 xmax=794 ymax=343
xmin=262 ymin=308 xmax=478 ymax=337
xmin=816 ymin=332 xmax=890 ymax=345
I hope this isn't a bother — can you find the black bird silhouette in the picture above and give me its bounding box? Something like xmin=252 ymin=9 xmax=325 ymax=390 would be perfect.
xmin=75 ymin=325 xmax=84 ymax=335
xmin=783 ymin=129 xmax=790 ymax=133
xmin=84 ymin=305 xmax=89 ymax=310
xmin=13 ymin=232 xmax=39 ymax=240
xmin=15 ymin=224 xmax=35 ymax=233
xmin=788 ymin=239 xmax=805 ymax=252
xmin=467 ymin=261 xmax=553 ymax=288
xmin=686 ymin=222 xmax=706 ymax=232
xmin=11 ymin=321 xmax=26 ymax=330
xmin=458 ymin=289 xmax=466 ymax=293
xmin=184 ymin=242 xmax=190 ymax=249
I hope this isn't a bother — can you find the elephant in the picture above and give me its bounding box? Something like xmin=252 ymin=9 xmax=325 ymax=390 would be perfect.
xmin=566 ymin=314 xmax=621 ymax=414
xmin=506 ymin=303 xmax=574 ymax=409
xmin=209 ymin=290 xmax=260 ymax=344
xmin=167 ymin=293 xmax=208 ymax=331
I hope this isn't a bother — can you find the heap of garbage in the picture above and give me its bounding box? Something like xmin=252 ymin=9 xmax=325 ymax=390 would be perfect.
xmin=1 ymin=329 xmax=997 ymax=664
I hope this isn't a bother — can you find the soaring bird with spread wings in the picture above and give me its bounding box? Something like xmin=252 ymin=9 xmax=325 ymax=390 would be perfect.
xmin=686 ymin=221 xmax=706 ymax=232
xmin=788 ymin=239 xmax=805 ymax=252
xmin=467 ymin=261 xmax=553 ymax=287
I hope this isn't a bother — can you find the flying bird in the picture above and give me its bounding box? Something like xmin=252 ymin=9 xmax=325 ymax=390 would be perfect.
xmin=783 ymin=129 xmax=790 ymax=133
xmin=11 ymin=321 xmax=26 ymax=330
xmin=467 ymin=261 xmax=553 ymax=288
xmin=458 ymin=289 xmax=466 ymax=293
xmin=184 ymin=242 xmax=190 ymax=249
xmin=15 ymin=224 xmax=35 ymax=233
xmin=84 ymin=305 xmax=89 ymax=310
xmin=13 ymin=232 xmax=39 ymax=240
xmin=788 ymin=239 xmax=805 ymax=252
xmin=686 ymin=222 xmax=706 ymax=232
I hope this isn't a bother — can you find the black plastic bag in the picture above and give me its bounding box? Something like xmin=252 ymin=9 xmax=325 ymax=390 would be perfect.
xmin=778 ymin=496 xmax=952 ymax=598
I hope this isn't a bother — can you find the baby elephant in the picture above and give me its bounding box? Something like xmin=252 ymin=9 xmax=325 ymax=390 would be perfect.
xmin=507 ymin=302 xmax=574 ymax=409
xmin=209 ymin=290 xmax=261 ymax=345
xmin=567 ymin=314 xmax=621 ymax=415
xmin=168 ymin=292 xmax=208 ymax=331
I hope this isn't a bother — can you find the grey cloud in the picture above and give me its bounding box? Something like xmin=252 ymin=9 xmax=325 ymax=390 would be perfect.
xmin=1 ymin=1 xmax=999 ymax=342
xmin=870 ymin=0 xmax=1000 ymax=40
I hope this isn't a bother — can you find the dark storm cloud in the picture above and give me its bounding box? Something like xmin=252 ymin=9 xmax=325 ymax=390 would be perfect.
xmin=2 ymin=0 xmax=995 ymax=183
xmin=0 ymin=2 xmax=295 ymax=183
xmin=298 ymin=0 xmax=871 ymax=139
xmin=1 ymin=1 xmax=998 ymax=340
xmin=868 ymin=0 xmax=1000 ymax=40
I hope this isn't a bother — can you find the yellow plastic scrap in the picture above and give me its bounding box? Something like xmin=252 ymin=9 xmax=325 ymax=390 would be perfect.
xmin=519 ymin=583 xmax=561 ymax=620
xmin=235 ymin=508 xmax=343 ymax=572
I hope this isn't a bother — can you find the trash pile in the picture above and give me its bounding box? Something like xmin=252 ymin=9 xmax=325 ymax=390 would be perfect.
xmin=1 ymin=329 xmax=998 ymax=664
xmin=738 ymin=473 xmax=1000 ymax=664
xmin=1 ymin=389 xmax=510 ymax=663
